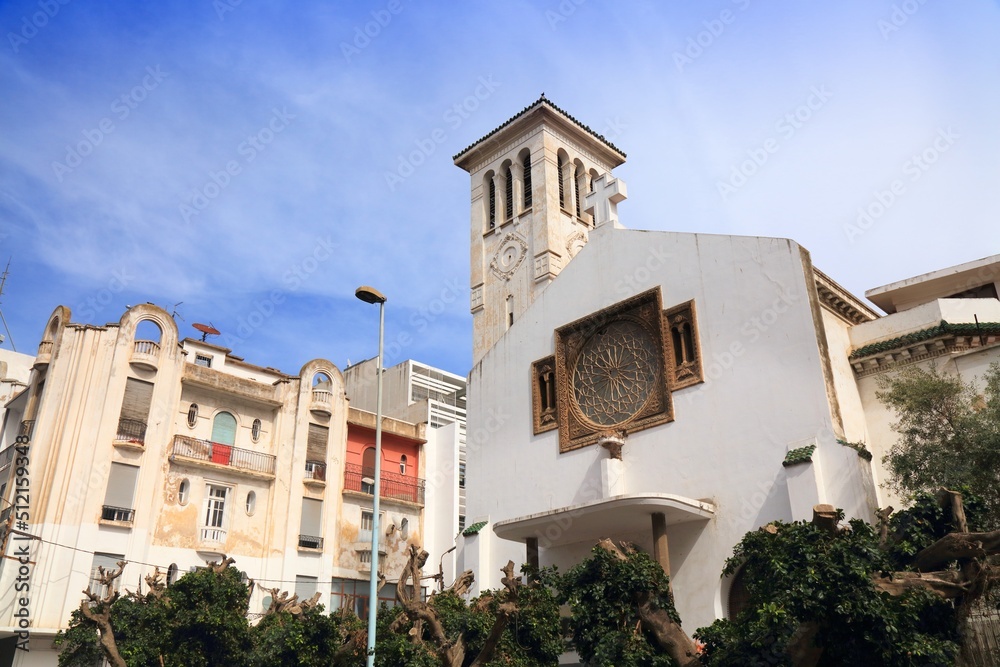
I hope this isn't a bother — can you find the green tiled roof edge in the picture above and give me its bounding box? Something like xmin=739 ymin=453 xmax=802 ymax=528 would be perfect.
xmin=782 ymin=445 xmax=816 ymax=467
xmin=850 ymin=321 xmax=1000 ymax=360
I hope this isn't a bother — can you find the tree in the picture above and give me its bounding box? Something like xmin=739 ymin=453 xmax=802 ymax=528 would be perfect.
xmin=877 ymin=362 xmax=1000 ymax=523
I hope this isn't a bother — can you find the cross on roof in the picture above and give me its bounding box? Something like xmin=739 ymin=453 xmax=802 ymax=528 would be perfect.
xmin=584 ymin=173 xmax=628 ymax=228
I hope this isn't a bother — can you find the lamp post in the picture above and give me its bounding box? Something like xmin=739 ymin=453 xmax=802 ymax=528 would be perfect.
xmin=355 ymin=285 xmax=386 ymax=667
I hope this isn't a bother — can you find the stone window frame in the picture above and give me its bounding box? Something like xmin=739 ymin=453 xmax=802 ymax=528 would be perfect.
xmin=553 ymin=287 xmax=674 ymax=453
xmin=531 ymin=355 xmax=558 ymax=435
xmin=663 ymin=300 xmax=704 ymax=390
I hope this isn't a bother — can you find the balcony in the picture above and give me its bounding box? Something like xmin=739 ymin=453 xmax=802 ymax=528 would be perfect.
xmin=130 ymin=339 xmax=161 ymax=371
xmin=200 ymin=527 xmax=227 ymax=543
xmin=101 ymin=505 xmax=135 ymax=525
xmin=298 ymin=534 xmax=324 ymax=550
xmin=0 ymin=445 xmax=13 ymax=474
xmin=303 ymin=460 xmax=326 ymax=488
xmin=344 ymin=463 xmax=425 ymax=505
xmin=309 ymin=389 xmax=333 ymax=416
xmin=34 ymin=340 xmax=53 ymax=368
xmin=170 ymin=435 xmax=276 ymax=479
xmin=113 ymin=418 xmax=147 ymax=451
xmin=18 ymin=420 xmax=35 ymax=440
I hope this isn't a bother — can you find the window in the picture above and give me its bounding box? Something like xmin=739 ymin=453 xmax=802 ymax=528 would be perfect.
xmin=299 ymin=497 xmax=323 ymax=548
xmin=211 ymin=411 xmax=237 ymax=445
xmin=89 ymin=553 xmax=125 ymax=597
xmin=102 ymin=462 xmax=139 ymax=523
xmin=459 ymin=462 xmax=466 ymax=489
xmin=399 ymin=455 xmax=407 ymax=475
xmin=459 ymin=515 xmax=466 ymax=531
xmin=504 ymin=166 xmax=513 ymax=220
xmin=400 ymin=517 xmax=409 ymax=540
xmin=295 ymin=575 xmax=319 ymax=603
xmin=187 ymin=403 xmax=198 ymax=428
xmin=166 ymin=563 xmax=178 ymax=586
xmin=246 ymin=490 xmax=256 ymax=516
xmin=117 ymin=378 xmax=153 ymax=443
xmin=522 ymin=152 xmax=532 ymax=208
xmin=574 ymin=164 xmax=583 ymax=218
xmin=359 ymin=509 xmax=384 ymax=544
xmin=251 ymin=418 xmax=262 ymax=442
xmin=331 ymin=577 xmax=398 ymax=618
xmin=134 ymin=319 xmax=162 ymax=344
xmin=178 ymin=479 xmax=190 ymax=505
xmin=506 ymin=295 xmax=514 ymax=328
xmin=488 ymin=177 xmax=496 ymax=229
xmin=307 ymin=423 xmax=328 ymax=464
xmin=557 ymin=154 xmax=565 ymax=208
xmin=194 ymin=354 xmax=212 ymax=368
xmin=202 ymin=484 xmax=229 ymax=542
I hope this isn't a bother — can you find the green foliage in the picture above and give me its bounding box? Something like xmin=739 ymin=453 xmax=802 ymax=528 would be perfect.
xmin=884 ymin=488 xmax=988 ymax=569
xmin=695 ymin=509 xmax=961 ymax=666
xmin=554 ymin=544 xmax=680 ymax=667
xmin=251 ymin=605 xmax=364 ymax=667
xmin=878 ymin=362 xmax=1000 ymax=525
xmin=53 ymin=608 xmax=104 ymax=667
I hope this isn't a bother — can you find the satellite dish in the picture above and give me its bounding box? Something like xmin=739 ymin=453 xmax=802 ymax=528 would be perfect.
xmin=192 ymin=322 xmax=221 ymax=342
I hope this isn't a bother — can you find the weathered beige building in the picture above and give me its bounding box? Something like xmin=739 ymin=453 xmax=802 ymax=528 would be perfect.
xmin=0 ymin=304 xmax=452 ymax=665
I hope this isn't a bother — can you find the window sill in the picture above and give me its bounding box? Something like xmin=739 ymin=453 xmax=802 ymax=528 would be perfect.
xmin=303 ymin=477 xmax=327 ymax=489
xmin=112 ymin=439 xmax=146 ymax=452
xmin=98 ymin=519 xmax=134 ymax=529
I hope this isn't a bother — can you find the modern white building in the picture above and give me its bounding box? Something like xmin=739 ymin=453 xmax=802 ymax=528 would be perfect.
xmin=0 ymin=305 xmax=446 ymax=665
xmin=451 ymin=96 xmax=1000 ymax=655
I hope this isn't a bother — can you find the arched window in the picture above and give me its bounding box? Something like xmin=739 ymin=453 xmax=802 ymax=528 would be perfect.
xmin=362 ymin=447 xmax=376 ymax=476
xmin=166 ymin=563 xmax=178 ymax=586
xmin=251 ymin=418 xmax=262 ymax=442
xmin=522 ymin=152 xmax=532 ymax=209
xmin=487 ymin=173 xmax=497 ymax=229
xmin=399 ymin=455 xmax=407 ymax=475
xmin=211 ymin=411 xmax=237 ymax=445
xmin=135 ymin=319 xmax=162 ymax=344
xmin=178 ymin=479 xmax=190 ymax=506
xmin=187 ymin=403 xmax=198 ymax=428
xmin=312 ymin=372 xmax=331 ymax=390
xmin=400 ymin=517 xmax=409 ymax=540
xmin=504 ymin=166 xmax=513 ymax=220
xmin=574 ymin=164 xmax=583 ymax=218
xmin=246 ymin=491 xmax=256 ymax=515
xmin=727 ymin=567 xmax=750 ymax=620
xmin=557 ymin=155 xmax=565 ymax=209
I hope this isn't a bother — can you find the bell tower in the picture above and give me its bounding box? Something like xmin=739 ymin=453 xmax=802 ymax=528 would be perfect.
xmin=454 ymin=95 xmax=627 ymax=363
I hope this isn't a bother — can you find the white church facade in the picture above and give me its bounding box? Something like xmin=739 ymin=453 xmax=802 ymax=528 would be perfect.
xmin=453 ymin=95 xmax=1000 ymax=642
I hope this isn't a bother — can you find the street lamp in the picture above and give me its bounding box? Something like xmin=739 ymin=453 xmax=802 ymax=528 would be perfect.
xmin=355 ymin=285 xmax=386 ymax=667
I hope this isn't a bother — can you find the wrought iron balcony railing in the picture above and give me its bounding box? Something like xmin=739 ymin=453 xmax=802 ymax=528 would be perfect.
xmin=343 ymin=463 xmax=425 ymax=505
xmin=304 ymin=460 xmax=327 ymax=481
xmin=101 ymin=506 xmax=135 ymax=523
xmin=298 ymin=534 xmax=324 ymax=549
xmin=115 ymin=418 xmax=147 ymax=445
xmin=171 ymin=435 xmax=276 ymax=477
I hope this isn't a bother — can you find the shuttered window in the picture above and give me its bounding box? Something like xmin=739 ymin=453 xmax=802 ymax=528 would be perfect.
xmin=119 ymin=378 xmax=153 ymax=423
xmin=522 ymin=153 xmax=532 ymax=208
xmin=300 ymin=498 xmax=322 ymax=536
xmin=211 ymin=412 xmax=237 ymax=445
xmin=295 ymin=575 xmax=318 ymax=602
xmin=306 ymin=424 xmax=328 ymax=462
xmin=103 ymin=463 xmax=139 ymax=509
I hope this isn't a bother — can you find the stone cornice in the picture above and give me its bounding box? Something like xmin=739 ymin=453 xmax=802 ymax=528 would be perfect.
xmin=849 ymin=320 xmax=1000 ymax=377
xmin=813 ymin=268 xmax=879 ymax=325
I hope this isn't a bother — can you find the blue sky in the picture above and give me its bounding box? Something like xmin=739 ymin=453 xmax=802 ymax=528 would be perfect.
xmin=2 ymin=1 xmax=999 ymax=378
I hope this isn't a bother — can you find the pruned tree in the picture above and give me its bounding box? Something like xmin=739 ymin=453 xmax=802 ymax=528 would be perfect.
xmin=77 ymin=559 xmax=128 ymax=667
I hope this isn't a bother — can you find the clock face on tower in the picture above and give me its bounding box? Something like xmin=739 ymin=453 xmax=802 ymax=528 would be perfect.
xmin=572 ymin=319 xmax=659 ymax=426
xmin=489 ymin=232 xmax=527 ymax=280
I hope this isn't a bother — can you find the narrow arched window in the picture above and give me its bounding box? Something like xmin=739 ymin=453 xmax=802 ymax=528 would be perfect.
xmin=488 ymin=179 xmax=496 ymax=229
xmin=246 ymin=491 xmax=256 ymax=515
xmin=672 ymin=327 xmax=684 ymax=367
xmin=251 ymin=418 xmax=262 ymax=442
xmin=166 ymin=563 xmax=178 ymax=586
xmin=399 ymin=455 xmax=407 ymax=475
xmin=727 ymin=567 xmax=750 ymax=620
xmin=574 ymin=166 xmax=582 ymax=218
xmin=362 ymin=447 xmax=376 ymax=477
xmin=187 ymin=403 xmax=198 ymax=428
xmin=522 ymin=153 xmax=532 ymax=209
xmin=557 ymin=155 xmax=565 ymax=209
xmin=135 ymin=319 xmax=162 ymax=344
xmin=178 ymin=479 xmax=190 ymax=506
xmin=504 ymin=167 xmax=513 ymax=220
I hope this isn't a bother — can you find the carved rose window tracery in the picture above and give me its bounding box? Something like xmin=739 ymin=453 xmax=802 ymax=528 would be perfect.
xmin=572 ymin=319 xmax=658 ymax=426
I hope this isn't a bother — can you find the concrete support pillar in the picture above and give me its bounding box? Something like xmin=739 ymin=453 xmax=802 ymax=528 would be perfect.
xmin=526 ymin=537 xmax=539 ymax=571
xmin=651 ymin=512 xmax=670 ymax=577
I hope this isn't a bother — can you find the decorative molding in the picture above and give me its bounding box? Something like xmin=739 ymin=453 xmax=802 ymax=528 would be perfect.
xmin=813 ymin=268 xmax=878 ymax=325
xmin=533 ymin=250 xmax=561 ymax=283
xmin=470 ymin=284 xmax=484 ymax=313
xmin=566 ymin=231 xmax=587 ymax=259
xmin=663 ymin=300 xmax=703 ymax=390
xmin=489 ymin=232 xmax=528 ymax=281
xmin=554 ymin=288 xmax=673 ymax=453
xmin=531 ymin=355 xmax=558 ymax=435
xmin=849 ymin=321 xmax=1000 ymax=377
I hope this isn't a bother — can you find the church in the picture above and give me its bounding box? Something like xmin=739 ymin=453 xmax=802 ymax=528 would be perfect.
xmin=452 ymin=95 xmax=1000 ymax=643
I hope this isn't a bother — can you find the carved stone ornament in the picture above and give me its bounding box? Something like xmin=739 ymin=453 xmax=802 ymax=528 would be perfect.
xmin=489 ymin=232 xmax=528 ymax=281
xmin=566 ymin=232 xmax=587 ymax=259
xmin=554 ymin=287 xmax=673 ymax=452
xmin=531 ymin=355 xmax=558 ymax=434
xmin=663 ymin=300 xmax=703 ymax=390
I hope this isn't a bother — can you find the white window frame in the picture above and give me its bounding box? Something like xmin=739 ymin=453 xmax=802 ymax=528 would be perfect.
xmin=201 ymin=483 xmax=231 ymax=543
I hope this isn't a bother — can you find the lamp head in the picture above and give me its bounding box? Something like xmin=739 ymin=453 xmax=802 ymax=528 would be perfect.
xmin=355 ymin=286 xmax=386 ymax=305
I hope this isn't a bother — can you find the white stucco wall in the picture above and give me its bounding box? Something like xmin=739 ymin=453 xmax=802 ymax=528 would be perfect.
xmin=464 ymin=227 xmax=876 ymax=632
